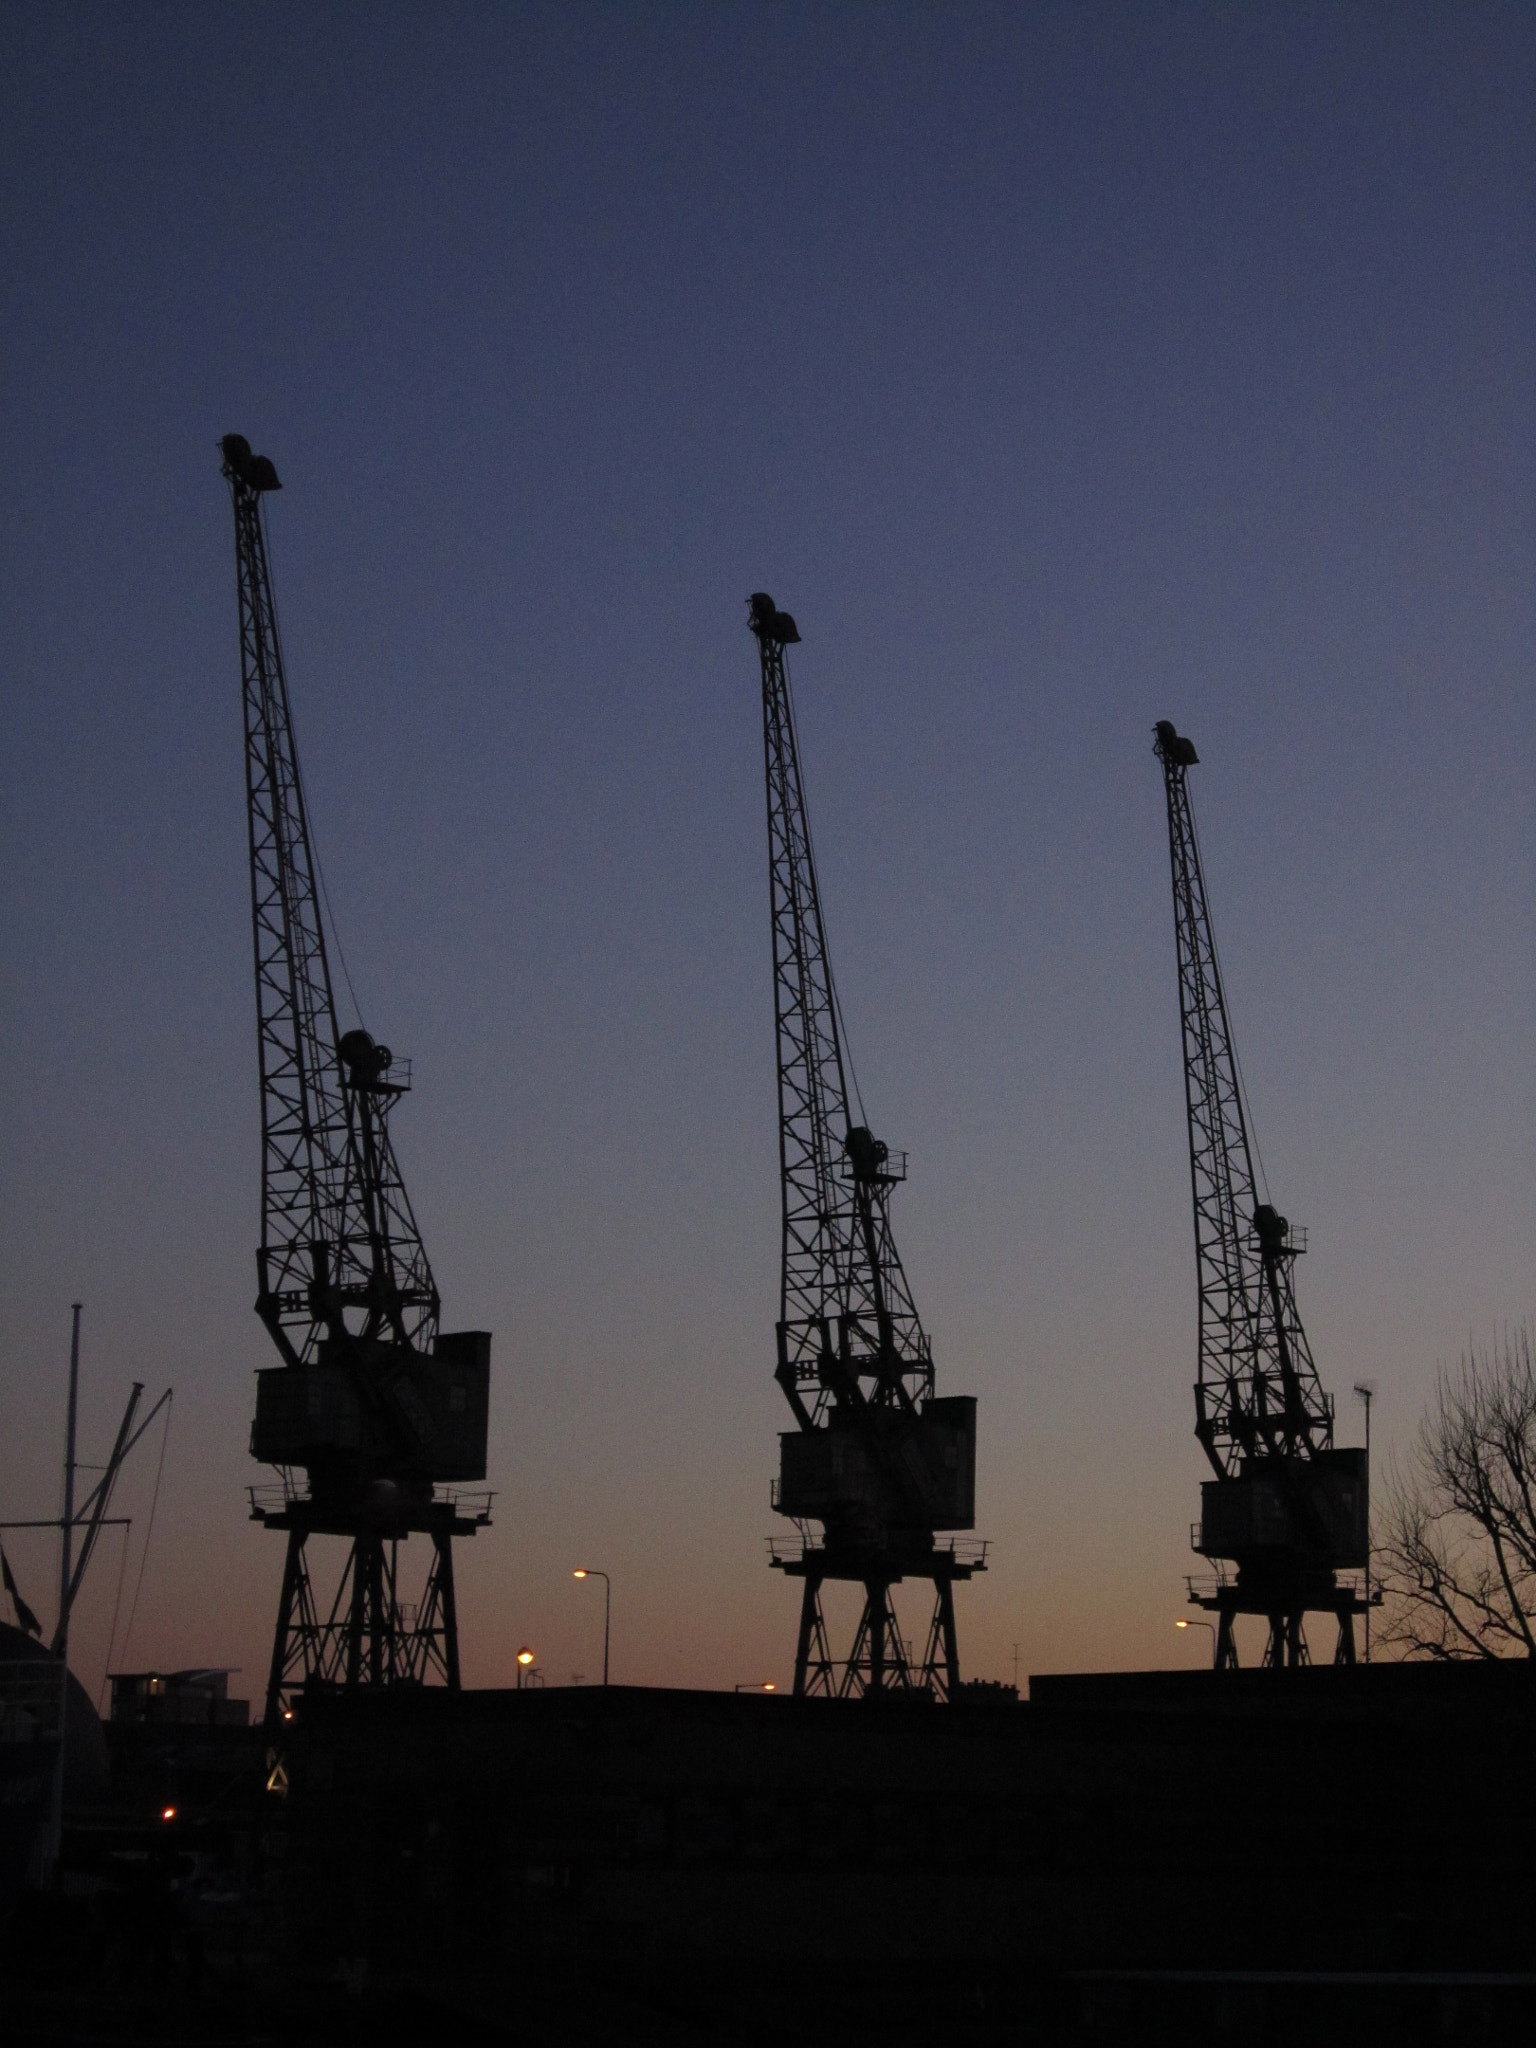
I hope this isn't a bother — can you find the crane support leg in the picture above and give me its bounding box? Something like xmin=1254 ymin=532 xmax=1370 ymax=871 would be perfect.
xmin=1215 ymin=1607 xmax=1238 ymax=1670
xmin=919 ymin=1578 xmax=961 ymax=1699
xmin=265 ymin=1528 xmax=305 ymax=1729
xmin=1333 ymin=1611 xmax=1356 ymax=1665
xmin=938 ymin=1577 xmax=959 ymax=1695
xmin=345 ymin=1540 xmax=367 ymax=1687
xmin=1263 ymin=1612 xmax=1310 ymax=1668
xmin=369 ymin=1540 xmax=386 ymax=1685
xmin=840 ymin=1581 xmax=915 ymax=1698
xmin=867 ymin=1580 xmax=888 ymax=1695
xmin=793 ymin=1567 xmax=832 ymax=1697
xmin=434 ymin=1530 xmax=461 ymax=1690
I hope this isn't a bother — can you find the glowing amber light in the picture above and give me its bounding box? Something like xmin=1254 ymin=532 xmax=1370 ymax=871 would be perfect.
xmin=161 ymin=1806 xmax=176 ymax=1822
xmin=516 ymin=1647 xmax=535 ymax=1668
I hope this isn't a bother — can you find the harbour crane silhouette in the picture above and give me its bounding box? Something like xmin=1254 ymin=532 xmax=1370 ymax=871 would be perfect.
xmin=1154 ymin=721 xmax=1370 ymax=1667
xmin=751 ymin=593 xmax=984 ymax=1697
xmin=220 ymin=435 xmax=492 ymax=1726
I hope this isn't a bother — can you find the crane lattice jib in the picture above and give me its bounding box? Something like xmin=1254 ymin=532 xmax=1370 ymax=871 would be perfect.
xmin=1153 ymin=721 xmax=1332 ymax=1477
xmin=753 ymin=595 xmax=931 ymax=1427
xmin=223 ymin=437 xmax=439 ymax=1368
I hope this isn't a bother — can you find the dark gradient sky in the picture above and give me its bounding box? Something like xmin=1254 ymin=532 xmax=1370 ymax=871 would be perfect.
xmin=2 ymin=3 xmax=1531 ymax=1697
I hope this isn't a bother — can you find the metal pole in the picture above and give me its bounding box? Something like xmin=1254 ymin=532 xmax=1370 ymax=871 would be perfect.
xmin=58 ymin=1306 xmax=80 ymax=1647
xmin=46 ymin=1305 xmax=82 ymax=1881
xmin=1363 ymin=1388 xmax=1372 ymax=1663
xmin=576 ymin=1569 xmax=611 ymax=1684
xmin=1354 ymin=1382 xmax=1374 ymax=1664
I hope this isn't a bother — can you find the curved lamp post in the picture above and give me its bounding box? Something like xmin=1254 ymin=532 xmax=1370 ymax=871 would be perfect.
xmin=1354 ymin=1381 xmax=1376 ymax=1663
xmin=1176 ymin=1616 xmax=1216 ymax=1666
xmin=573 ymin=1569 xmax=610 ymax=1685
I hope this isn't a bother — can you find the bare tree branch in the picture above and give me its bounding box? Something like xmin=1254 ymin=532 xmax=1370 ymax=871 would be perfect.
xmin=1376 ymin=1325 xmax=1536 ymax=1659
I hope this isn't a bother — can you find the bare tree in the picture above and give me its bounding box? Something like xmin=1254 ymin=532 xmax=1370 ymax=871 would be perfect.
xmin=1376 ymin=1324 xmax=1536 ymax=1659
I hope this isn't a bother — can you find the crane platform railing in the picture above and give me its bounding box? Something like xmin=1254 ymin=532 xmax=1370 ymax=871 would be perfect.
xmin=1186 ymin=1568 xmax=1235 ymax=1603
xmin=837 ymin=1148 xmax=907 ymax=1183
xmin=248 ymin=1482 xmax=495 ymax=1525
xmin=352 ymin=1054 xmax=412 ymax=1095
xmin=766 ymin=1534 xmax=990 ymax=1570
xmin=1249 ymin=1220 xmax=1307 ymax=1254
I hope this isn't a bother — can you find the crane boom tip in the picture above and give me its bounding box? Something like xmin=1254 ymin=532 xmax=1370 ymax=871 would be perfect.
xmin=748 ymin=592 xmax=801 ymax=645
xmin=220 ymin=433 xmax=281 ymax=493
xmin=1154 ymin=720 xmax=1198 ymax=767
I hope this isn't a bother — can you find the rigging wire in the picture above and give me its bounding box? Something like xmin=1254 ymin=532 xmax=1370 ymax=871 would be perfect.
xmin=96 ymin=1519 xmax=133 ymax=1717
xmin=118 ymin=1392 xmax=173 ymax=1670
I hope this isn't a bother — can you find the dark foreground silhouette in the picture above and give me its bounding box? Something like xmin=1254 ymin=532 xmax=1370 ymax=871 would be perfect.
xmin=4 ymin=1662 xmax=1534 ymax=2045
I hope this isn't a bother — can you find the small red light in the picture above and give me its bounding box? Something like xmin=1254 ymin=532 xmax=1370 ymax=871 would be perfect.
xmin=161 ymin=1806 xmax=176 ymax=1822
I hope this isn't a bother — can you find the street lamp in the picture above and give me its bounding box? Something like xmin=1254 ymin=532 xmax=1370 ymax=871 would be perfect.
xmin=734 ymin=1682 xmax=777 ymax=1693
xmin=573 ymin=1569 xmax=611 ymax=1686
xmin=516 ymin=1646 xmax=535 ymax=1691
xmin=1176 ymin=1617 xmax=1216 ymax=1666
xmin=1354 ymin=1381 xmax=1377 ymax=1663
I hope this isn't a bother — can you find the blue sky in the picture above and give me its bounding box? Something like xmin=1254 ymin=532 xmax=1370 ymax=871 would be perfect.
xmin=1 ymin=2 xmax=1531 ymax=1694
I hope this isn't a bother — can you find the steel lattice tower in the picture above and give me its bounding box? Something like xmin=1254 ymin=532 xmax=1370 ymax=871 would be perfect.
xmin=221 ymin=436 xmax=492 ymax=1726
xmin=1154 ymin=721 xmax=1370 ymax=1667
xmin=751 ymin=593 xmax=984 ymax=1698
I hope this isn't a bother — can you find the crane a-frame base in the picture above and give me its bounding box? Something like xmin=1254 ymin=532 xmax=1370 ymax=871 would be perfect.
xmin=772 ymin=1539 xmax=987 ymax=1700
xmin=1188 ymin=1571 xmax=1378 ymax=1669
xmin=252 ymin=1488 xmax=492 ymax=1727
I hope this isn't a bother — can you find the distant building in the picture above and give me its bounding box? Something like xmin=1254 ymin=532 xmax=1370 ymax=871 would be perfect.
xmin=108 ymin=1669 xmax=249 ymax=1728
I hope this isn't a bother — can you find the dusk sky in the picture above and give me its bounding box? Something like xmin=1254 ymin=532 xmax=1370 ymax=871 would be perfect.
xmin=1 ymin=3 xmax=1530 ymax=1702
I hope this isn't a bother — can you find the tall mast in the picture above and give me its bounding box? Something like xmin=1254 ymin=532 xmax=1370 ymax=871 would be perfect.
xmin=1154 ymin=721 xmax=1367 ymax=1668
xmin=752 ymin=594 xmax=981 ymax=1700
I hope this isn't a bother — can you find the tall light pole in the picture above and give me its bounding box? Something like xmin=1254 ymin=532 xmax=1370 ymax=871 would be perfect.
xmin=1354 ymin=1382 xmax=1376 ymax=1663
xmin=1176 ymin=1616 xmax=1217 ymax=1667
xmin=573 ymin=1569 xmax=610 ymax=1685
xmin=43 ymin=1305 xmax=83 ymax=1878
